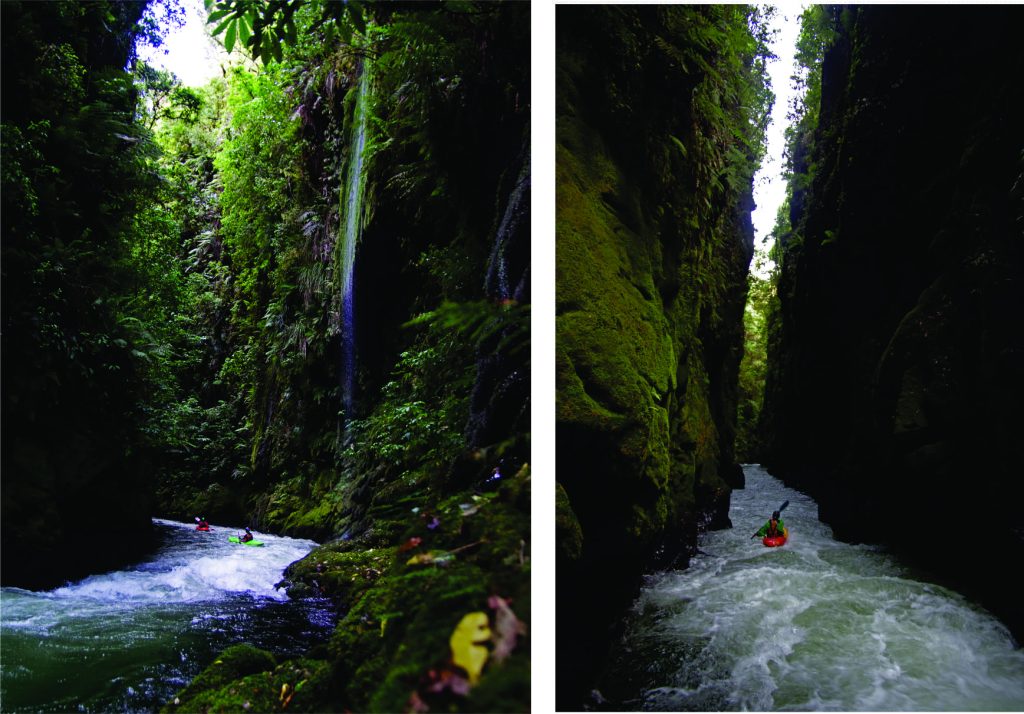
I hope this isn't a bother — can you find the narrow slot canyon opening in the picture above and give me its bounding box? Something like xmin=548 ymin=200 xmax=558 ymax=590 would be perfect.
xmin=557 ymin=4 xmax=1024 ymax=710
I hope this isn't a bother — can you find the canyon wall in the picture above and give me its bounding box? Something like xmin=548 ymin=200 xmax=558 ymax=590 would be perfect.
xmin=761 ymin=5 xmax=1024 ymax=638
xmin=556 ymin=6 xmax=763 ymax=705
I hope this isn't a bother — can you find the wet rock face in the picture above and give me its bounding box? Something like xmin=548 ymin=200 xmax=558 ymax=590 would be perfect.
xmin=464 ymin=137 xmax=531 ymax=457
xmin=761 ymin=6 xmax=1024 ymax=638
xmin=555 ymin=6 xmax=755 ymax=706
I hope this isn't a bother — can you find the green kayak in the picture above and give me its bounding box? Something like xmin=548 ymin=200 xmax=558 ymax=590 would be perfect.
xmin=228 ymin=536 xmax=265 ymax=547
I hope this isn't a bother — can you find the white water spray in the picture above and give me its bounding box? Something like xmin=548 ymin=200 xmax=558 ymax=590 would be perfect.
xmin=0 ymin=519 xmax=332 ymax=712
xmin=610 ymin=466 xmax=1024 ymax=711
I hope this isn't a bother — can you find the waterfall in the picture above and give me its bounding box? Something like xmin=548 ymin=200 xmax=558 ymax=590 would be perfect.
xmin=338 ymin=62 xmax=371 ymax=416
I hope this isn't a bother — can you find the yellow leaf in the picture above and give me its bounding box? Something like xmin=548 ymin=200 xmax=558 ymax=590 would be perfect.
xmin=449 ymin=612 xmax=490 ymax=684
xmin=406 ymin=550 xmax=454 ymax=566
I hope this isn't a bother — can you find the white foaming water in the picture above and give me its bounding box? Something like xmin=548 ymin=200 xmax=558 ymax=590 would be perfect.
xmin=4 ymin=520 xmax=314 ymax=625
xmin=611 ymin=466 xmax=1024 ymax=711
xmin=0 ymin=519 xmax=333 ymax=712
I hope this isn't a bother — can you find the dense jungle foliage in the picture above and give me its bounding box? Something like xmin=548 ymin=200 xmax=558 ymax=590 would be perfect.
xmin=2 ymin=0 xmax=530 ymax=710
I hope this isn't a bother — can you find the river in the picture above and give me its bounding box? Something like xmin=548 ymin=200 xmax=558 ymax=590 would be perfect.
xmin=0 ymin=519 xmax=334 ymax=712
xmin=602 ymin=465 xmax=1024 ymax=711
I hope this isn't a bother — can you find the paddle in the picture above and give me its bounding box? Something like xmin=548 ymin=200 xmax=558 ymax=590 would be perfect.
xmin=751 ymin=500 xmax=790 ymax=538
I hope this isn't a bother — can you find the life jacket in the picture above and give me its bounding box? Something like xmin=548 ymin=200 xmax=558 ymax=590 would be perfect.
xmin=767 ymin=518 xmax=780 ymax=537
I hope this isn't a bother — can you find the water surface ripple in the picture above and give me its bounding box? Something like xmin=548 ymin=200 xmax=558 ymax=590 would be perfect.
xmin=1 ymin=519 xmax=334 ymax=712
xmin=609 ymin=466 xmax=1024 ymax=711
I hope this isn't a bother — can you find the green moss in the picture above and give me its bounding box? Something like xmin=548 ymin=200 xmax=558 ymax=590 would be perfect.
xmin=166 ymin=657 xmax=331 ymax=713
xmin=555 ymin=482 xmax=583 ymax=561
xmin=213 ymin=465 xmax=533 ymax=713
xmin=556 ymin=115 xmax=686 ymax=547
xmin=165 ymin=644 xmax=277 ymax=711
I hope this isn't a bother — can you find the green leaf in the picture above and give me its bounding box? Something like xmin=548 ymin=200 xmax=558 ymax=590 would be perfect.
xmin=284 ymin=20 xmax=297 ymax=47
xmin=207 ymin=8 xmax=230 ymax=24
xmin=211 ymin=15 xmax=234 ymax=37
xmin=669 ymin=134 xmax=689 ymax=159
xmin=225 ymin=19 xmax=237 ymax=53
xmin=238 ymin=14 xmax=252 ymax=46
xmin=346 ymin=3 xmax=366 ymax=35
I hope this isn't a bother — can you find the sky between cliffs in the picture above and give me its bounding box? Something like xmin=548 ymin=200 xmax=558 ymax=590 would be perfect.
xmin=750 ymin=6 xmax=804 ymax=278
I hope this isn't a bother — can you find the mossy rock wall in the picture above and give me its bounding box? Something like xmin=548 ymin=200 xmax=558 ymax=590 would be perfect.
xmin=760 ymin=6 xmax=1024 ymax=639
xmin=556 ymin=7 xmax=756 ymax=706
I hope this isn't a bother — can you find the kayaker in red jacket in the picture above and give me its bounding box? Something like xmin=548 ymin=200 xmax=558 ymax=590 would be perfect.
xmin=241 ymin=527 xmax=254 ymax=543
xmin=756 ymin=511 xmax=785 ymax=538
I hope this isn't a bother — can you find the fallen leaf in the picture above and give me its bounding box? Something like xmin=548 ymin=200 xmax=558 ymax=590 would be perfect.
xmin=488 ymin=595 xmax=526 ymax=663
xmin=407 ymin=550 xmax=454 ymax=566
xmin=449 ymin=612 xmax=490 ymax=684
xmin=425 ymin=668 xmax=471 ymax=696
xmin=407 ymin=691 xmax=430 ymax=713
xmin=398 ymin=536 xmax=423 ymax=553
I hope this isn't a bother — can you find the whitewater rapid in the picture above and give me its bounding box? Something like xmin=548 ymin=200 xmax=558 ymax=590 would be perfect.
xmin=605 ymin=465 xmax=1024 ymax=711
xmin=0 ymin=519 xmax=334 ymax=712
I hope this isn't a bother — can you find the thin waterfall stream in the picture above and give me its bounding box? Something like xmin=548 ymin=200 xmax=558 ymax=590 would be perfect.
xmin=602 ymin=465 xmax=1024 ymax=711
xmin=339 ymin=62 xmax=371 ymax=416
xmin=0 ymin=520 xmax=335 ymax=712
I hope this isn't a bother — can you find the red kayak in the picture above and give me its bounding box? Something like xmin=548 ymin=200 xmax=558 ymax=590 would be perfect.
xmin=762 ymin=526 xmax=788 ymax=547
xmin=196 ymin=526 xmax=211 ymax=532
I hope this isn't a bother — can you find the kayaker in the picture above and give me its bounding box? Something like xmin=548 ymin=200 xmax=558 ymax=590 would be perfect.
xmin=755 ymin=511 xmax=785 ymax=539
xmin=197 ymin=517 xmax=210 ymax=530
xmin=241 ymin=527 xmax=254 ymax=543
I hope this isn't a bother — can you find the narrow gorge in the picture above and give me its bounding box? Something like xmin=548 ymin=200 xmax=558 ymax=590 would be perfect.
xmin=556 ymin=4 xmax=1024 ymax=709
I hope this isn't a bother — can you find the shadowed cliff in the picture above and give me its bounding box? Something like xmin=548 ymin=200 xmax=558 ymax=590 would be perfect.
xmin=761 ymin=5 xmax=1024 ymax=640
xmin=556 ymin=6 xmax=767 ymax=707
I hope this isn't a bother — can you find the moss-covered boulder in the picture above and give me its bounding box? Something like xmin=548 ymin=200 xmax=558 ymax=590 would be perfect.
xmin=165 ymin=644 xmax=278 ymax=712
xmin=168 ymin=465 xmax=530 ymax=713
xmin=165 ymin=651 xmax=331 ymax=714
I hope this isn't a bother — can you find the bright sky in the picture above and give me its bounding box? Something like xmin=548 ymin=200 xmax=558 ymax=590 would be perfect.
xmin=137 ymin=0 xmax=225 ymax=87
xmin=750 ymin=7 xmax=804 ymax=276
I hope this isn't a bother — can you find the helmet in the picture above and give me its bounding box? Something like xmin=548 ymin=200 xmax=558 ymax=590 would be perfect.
xmin=772 ymin=511 xmax=780 ymax=519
